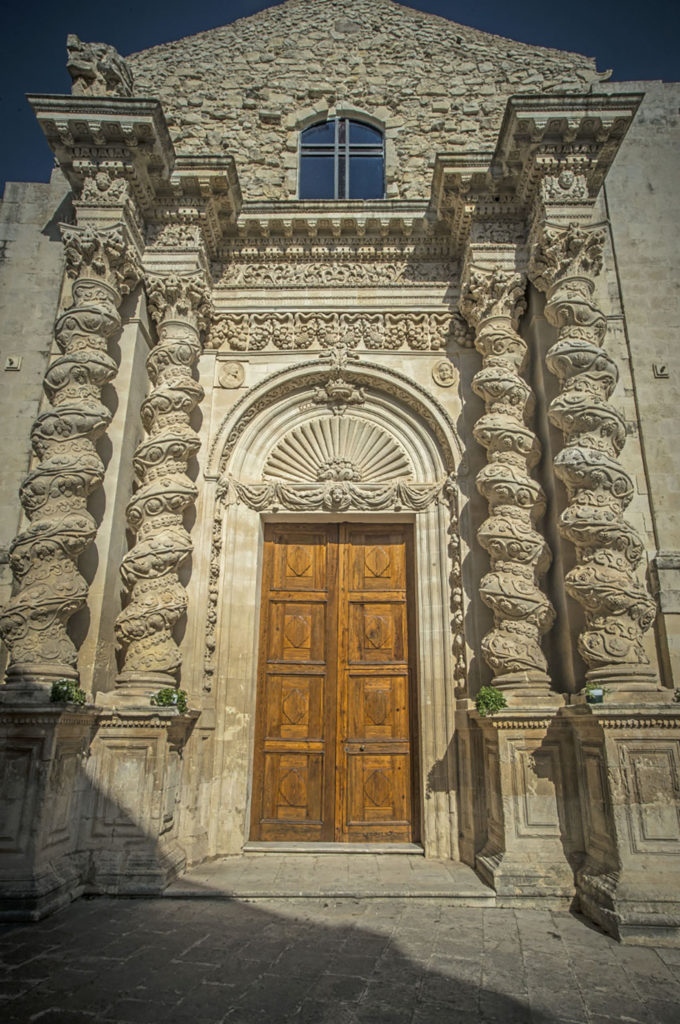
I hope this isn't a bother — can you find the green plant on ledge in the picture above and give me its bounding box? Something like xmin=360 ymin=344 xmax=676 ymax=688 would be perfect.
xmin=584 ymin=680 xmax=608 ymax=705
xmin=475 ymin=685 xmax=508 ymax=718
xmin=50 ymin=678 xmax=86 ymax=706
xmin=150 ymin=688 xmax=188 ymax=714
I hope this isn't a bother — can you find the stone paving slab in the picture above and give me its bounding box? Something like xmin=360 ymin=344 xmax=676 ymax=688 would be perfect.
xmin=1 ymin=896 xmax=680 ymax=1023
xmin=165 ymin=854 xmax=496 ymax=902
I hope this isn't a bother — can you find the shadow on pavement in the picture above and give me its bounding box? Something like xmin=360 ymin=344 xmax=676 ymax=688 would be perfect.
xmin=0 ymin=892 xmax=560 ymax=1024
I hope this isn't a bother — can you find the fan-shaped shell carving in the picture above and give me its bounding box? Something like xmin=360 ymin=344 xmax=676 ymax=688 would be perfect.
xmin=264 ymin=417 xmax=412 ymax=483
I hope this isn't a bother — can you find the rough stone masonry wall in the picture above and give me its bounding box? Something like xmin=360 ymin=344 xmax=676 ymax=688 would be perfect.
xmin=127 ymin=0 xmax=599 ymax=200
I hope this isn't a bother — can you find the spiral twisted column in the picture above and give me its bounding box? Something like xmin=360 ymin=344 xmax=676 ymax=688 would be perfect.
xmin=115 ymin=273 xmax=210 ymax=698
xmin=530 ymin=224 xmax=661 ymax=695
xmin=460 ymin=265 xmax=555 ymax=698
xmin=0 ymin=225 xmax=139 ymax=691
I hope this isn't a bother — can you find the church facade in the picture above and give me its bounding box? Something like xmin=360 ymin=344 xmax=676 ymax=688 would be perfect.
xmin=1 ymin=0 xmax=679 ymax=943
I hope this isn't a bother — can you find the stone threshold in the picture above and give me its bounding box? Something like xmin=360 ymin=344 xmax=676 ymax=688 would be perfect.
xmin=243 ymin=842 xmax=424 ymax=854
xmin=164 ymin=853 xmax=496 ymax=904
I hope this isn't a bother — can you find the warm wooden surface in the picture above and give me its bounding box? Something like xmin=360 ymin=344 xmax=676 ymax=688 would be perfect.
xmin=250 ymin=524 xmax=417 ymax=843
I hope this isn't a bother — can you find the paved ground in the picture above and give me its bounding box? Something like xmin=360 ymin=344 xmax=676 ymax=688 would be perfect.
xmin=1 ymin=896 xmax=679 ymax=1024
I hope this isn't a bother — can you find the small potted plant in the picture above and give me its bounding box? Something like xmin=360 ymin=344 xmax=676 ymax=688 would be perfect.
xmin=50 ymin=678 xmax=87 ymax=706
xmin=584 ymin=680 xmax=606 ymax=705
xmin=475 ymin=684 xmax=508 ymax=717
xmin=150 ymin=687 xmax=188 ymax=713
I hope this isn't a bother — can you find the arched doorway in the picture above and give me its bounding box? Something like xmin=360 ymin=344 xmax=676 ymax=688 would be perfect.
xmin=204 ymin=353 xmax=465 ymax=858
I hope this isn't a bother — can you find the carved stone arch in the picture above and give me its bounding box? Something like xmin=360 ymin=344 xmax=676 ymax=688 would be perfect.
xmin=207 ymin=355 xmax=463 ymax=481
xmin=203 ymin=356 xmax=466 ymax=862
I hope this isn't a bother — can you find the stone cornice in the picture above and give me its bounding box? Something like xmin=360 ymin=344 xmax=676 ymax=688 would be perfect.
xmin=432 ymin=92 xmax=642 ymax=250
xmin=29 ymin=96 xmax=241 ymax=258
xmin=230 ymin=199 xmax=435 ymax=241
xmin=28 ymin=95 xmax=174 ymax=207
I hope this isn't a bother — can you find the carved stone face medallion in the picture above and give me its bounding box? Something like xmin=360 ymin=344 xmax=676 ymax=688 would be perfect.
xmin=432 ymin=359 xmax=457 ymax=388
xmin=218 ymin=361 xmax=246 ymax=389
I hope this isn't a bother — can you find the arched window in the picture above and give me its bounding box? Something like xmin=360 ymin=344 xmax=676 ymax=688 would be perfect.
xmin=299 ymin=118 xmax=385 ymax=200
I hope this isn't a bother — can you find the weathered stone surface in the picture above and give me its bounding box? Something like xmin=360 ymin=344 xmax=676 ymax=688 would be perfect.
xmin=126 ymin=0 xmax=599 ymax=200
xmin=0 ymin=0 xmax=678 ymax=949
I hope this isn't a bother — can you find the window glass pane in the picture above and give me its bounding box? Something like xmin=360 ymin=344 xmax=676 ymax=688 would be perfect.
xmin=299 ymin=154 xmax=336 ymax=199
xmin=301 ymin=121 xmax=335 ymax=146
xmin=348 ymin=155 xmax=384 ymax=199
xmin=349 ymin=121 xmax=382 ymax=145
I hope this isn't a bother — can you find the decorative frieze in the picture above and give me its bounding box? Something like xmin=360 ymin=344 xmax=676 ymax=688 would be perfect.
xmin=0 ymin=225 xmax=140 ymax=685
xmin=206 ymin=310 xmax=470 ymax=351
xmin=530 ymin=223 xmax=658 ymax=691
xmin=214 ymin=258 xmax=456 ymax=287
xmin=115 ymin=272 xmax=210 ymax=690
xmin=460 ymin=262 xmax=555 ymax=693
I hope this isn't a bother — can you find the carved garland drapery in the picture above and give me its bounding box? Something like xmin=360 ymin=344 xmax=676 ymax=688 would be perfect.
xmin=529 ymin=225 xmax=657 ymax=687
xmin=460 ymin=266 xmax=555 ymax=688
xmin=115 ymin=273 xmax=210 ymax=684
xmin=0 ymin=225 xmax=140 ymax=679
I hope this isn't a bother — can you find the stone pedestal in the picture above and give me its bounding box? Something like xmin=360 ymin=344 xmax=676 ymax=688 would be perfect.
xmin=566 ymin=703 xmax=680 ymax=945
xmin=83 ymin=709 xmax=198 ymax=895
xmin=475 ymin=708 xmax=581 ymax=901
xmin=0 ymin=703 xmax=198 ymax=919
xmin=0 ymin=705 xmax=97 ymax=920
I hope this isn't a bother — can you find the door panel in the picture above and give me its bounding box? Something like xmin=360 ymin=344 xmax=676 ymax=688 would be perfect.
xmin=250 ymin=523 xmax=417 ymax=843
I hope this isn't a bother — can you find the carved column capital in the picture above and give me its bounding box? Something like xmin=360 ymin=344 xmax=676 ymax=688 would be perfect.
xmin=145 ymin=272 xmax=212 ymax=334
xmin=460 ymin=265 xmax=527 ymax=331
xmin=529 ymin=223 xmax=605 ymax=295
xmin=61 ymin=223 xmax=142 ymax=296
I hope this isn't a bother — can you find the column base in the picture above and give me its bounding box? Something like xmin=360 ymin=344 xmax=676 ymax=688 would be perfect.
xmin=0 ymin=706 xmax=97 ymax=921
xmin=1 ymin=664 xmax=78 ymax=705
xmin=101 ymin=671 xmax=179 ymax=708
xmin=585 ymin=664 xmax=671 ymax=704
xmin=566 ymin=703 xmax=680 ymax=946
xmin=474 ymin=707 xmax=580 ymax=900
xmin=494 ymin=672 xmax=564 ymax=708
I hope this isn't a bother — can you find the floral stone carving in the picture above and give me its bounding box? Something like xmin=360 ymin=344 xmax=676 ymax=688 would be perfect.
xmin=0 ymin=225 xmax=140 ymax=680
xmin=530 ymin=224 xmax=658 ymax=687
xmin=115 ymin=273 xmax=210 ymax=684
xmin=460 ymin=264 xmax=555 ymax=689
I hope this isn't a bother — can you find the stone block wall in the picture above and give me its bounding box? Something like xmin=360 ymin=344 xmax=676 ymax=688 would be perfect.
xmin=127 ymin=0 xmax=599 ymax=200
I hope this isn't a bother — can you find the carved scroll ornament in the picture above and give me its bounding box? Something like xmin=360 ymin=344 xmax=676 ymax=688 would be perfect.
xmin=0 ymin=225 xmax=140 ymax=677
xmin=530 ymin=224 xmax=657 ymax=683
xmin=460 ymin=264 xmax=555 ymax=688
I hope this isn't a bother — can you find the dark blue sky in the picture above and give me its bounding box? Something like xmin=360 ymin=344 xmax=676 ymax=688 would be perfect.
xmin=2 ymin=0 xmax=678 ymax=192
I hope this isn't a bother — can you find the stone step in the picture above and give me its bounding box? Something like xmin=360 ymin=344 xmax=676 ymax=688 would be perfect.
xmin=164 ymin=853 xmax=496 ymax=904
xmin=243 ymin=841 xmax=424 ymax=855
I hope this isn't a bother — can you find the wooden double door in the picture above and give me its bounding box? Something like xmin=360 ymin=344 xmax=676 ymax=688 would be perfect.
xmin=250 ymin=523 xmax=418 ymax=843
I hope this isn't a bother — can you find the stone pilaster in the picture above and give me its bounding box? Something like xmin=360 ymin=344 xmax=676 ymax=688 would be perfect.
xmin=460 ymin=259 xmax=556 ymax=702
xmin=114 ymin=272 xmax=210 ymax=700
xmin=0 ymin=225 xmax=140 ymax=698
xmin=529 ymin=223 xmax=665 ymax=699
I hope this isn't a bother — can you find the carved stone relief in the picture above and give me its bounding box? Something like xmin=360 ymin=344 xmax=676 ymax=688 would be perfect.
xmin=206 ymin=310 xmax=469 ymax=352
xmin=66 ymin=34 xmax=134 ymax=97
xmin=529 ymin=223 xmax=658 ymax=689
xmin=0 ymin=225 xmax=140 ymax=680
xmin=264 ymin=417 xmax=412 ymax=484
xmin=115 ymin=272 xmax=211 ymax=685
xmin=460 ymin=262 xmax=555 ymax=692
